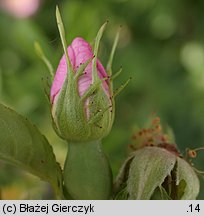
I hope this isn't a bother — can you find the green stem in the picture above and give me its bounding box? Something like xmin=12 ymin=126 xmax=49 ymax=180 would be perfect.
xmin=63 ymin=140 xmax=112 ymax=200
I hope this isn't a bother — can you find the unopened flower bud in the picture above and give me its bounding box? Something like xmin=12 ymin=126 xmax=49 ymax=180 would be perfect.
xmin=114 ymin=117 xmax=200 ymax=200
xmin=50 ymin=36 xmax=114 ymax=142
xmin=115 ymin=146 xmax=199 ymax=200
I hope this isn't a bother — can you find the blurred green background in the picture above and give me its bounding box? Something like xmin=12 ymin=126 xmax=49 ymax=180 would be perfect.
xmin=0 ymin=0 xmax=204 ymax=199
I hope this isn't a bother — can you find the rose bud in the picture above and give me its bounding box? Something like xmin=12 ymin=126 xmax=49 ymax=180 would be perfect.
xmin=114 ymin=117 xmax=200 ymax=200
xmin=50 ymin=22 xmax=115 ymax=142
xmin=35 ymin=8 xmax=130 ymax=199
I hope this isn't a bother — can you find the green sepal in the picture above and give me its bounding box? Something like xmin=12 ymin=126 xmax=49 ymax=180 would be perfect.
xmin=176 ymin=157 xmax=200 ymax=199
xmin=127 ymin=147 xmax=176 ymax=200
xmin=110 ymin=67 xmax=123 ymax=81
xmin=80 ymin=78 xmax=107 ymax=102
xmin=92 ymin=21 xmax=108 ymax=82
xmin=113 ymin=154 xmax=135 ymax=196
xmin=106 ymin=26 xmax=121 ymax=76
xmin=75 ymin=57 xmax=94 ymax=80
xmin=113 ymin=77 xmax=132 ymax=97
xmin=150 ymin=186 xmax=172 ymax=200
xmin=88 ymin=104 xmax=112 ymax=125
xmin=56 ymin=6 xmax=74 ymax=77
xmin=34 ymin=41 xmax=54 ymax=80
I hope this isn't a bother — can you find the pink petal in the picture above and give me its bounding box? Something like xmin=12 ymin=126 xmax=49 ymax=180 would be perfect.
xmin=50 ymin=37 xmax=110 ymax=104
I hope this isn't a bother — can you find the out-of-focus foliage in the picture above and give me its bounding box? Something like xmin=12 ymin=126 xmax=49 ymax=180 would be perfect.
xmin=0 ymin=0 xmax=204 ymax=199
